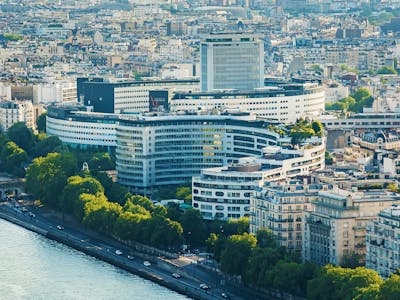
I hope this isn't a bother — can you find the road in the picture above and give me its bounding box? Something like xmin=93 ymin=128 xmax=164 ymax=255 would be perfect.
xmin=0 ymin=201 xmax=258 ymax=300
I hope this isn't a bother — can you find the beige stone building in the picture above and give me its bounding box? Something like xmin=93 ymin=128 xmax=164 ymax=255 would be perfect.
xmin=303 ymin=188 xmax=400 ymax=265
xmin=366 ymin=205 xmax=400 ymax=278
xmin=250 ymin=177 xmax=329 ymax=252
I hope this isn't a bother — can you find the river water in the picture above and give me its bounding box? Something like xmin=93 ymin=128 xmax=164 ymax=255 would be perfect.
xmin=0 ymin=219 xmax=189 ymax=300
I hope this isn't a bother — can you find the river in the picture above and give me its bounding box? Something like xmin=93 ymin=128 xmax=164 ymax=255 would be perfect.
xmin=0 ymin=219 xmax=190 ymax=300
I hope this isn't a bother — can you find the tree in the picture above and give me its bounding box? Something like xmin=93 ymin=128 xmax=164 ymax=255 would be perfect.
xmin=83 ymin=195 xmax=121 ymax=233
xmin=353 ymin=88 xmax=371 ymax=102
xmin=26 ymin=152 xmax=78 ymax=208
xmin=114 ymin=211 xmax=150 ymax=241
xmin=175 ymin=186 xmax=192 ymax=203
xmin=0 ymin=141 xmax=28 ymax=176
xmin=377 ymin=66 xmax=398 ymax=75
xmin=272 ymin=261 xmax=316 ymax=296
xmin=32 ymin=135 xmax=63 ymax=158
xmin=7 ymin=122 xmax=35 ymax=152
xmin=256 ymin=228 xmax=277 ymax=248
xmin=224 ymin=217 xmax=250 ymax=235
xmin=307 ymin=265 xmax=383 ymax=300
xmin=127 ymin=195 xmax=155 ymax=212
xmin=379 ymin=274 xmax=400 ymax=300
xmin=36 ymin=112 xmax=47 ymax=133
xmin=220 ymin=233 xmax=257 ymax=276
xmin=166 ymin=202 xmax=182 ymax=222
xmin=340 ymin=252 xmax=364 ymax=269
xmin=88 ymin=152 xmax=115 ymax=171
xmin=312 ymin=120 xmax=323 ymax=137
xmin=60 ymin=175 xmax=104 ymax=217
xmin=325 ymin=151 xmax=334 ymax=165
xmin=180 ymin=209 xmax=207 ymax=247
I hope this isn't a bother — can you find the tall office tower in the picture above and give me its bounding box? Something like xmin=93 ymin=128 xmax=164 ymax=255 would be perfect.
xmin=200 ymin=33 xmax=264 ymax=92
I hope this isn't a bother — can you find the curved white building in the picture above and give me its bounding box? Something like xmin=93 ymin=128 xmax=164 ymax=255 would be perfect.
xmin=192 ymin=138 xmax=326 ymax=219
xmin=171 ymin=81 xmax=325 ymax=124
xmin=116 ymin=111 xmax=280 ymax=194
xmin=46 ymin=106 xmax=118 ymax=151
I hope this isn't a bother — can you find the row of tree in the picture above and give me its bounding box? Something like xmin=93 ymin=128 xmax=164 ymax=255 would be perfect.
xmin=0 ymin=119 xmax=116 ymax=177
xmin=25 ymin=153 xmax=184 ymax=248
xmin=207 ymin=229 xmax=400 ymax=298
xmin=24 ymin=150 xmax=250 ymax=249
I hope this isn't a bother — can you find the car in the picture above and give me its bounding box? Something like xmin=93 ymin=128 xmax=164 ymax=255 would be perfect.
xmin=221 ymin=292 xmax=230 ymax=299
xmin=115 ymin=250 xmax=123 ymax=255
xmin=200 ymin=283 xmax=209 ymax=290
xmin=127 ymin=255 xmax=134 ymax=260
xmin=28 ymin=212 xmax=35 ymax=218
xmin=171 ymin=273 xmax=181 ymax=279
xmin=56 ymin=225 xmax=64 ymax=230
xmin=21 ymin=207 xmax=28 ymax=213
xmin=143 ymin=261 xmax=151 ymax=267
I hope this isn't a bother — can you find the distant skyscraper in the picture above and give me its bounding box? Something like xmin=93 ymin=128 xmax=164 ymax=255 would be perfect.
xmin=200 ymin=33 xmax=264 ymax=92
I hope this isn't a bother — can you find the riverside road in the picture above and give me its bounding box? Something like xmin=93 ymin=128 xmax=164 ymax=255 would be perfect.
xmin=0 ymin=201 xmax=271 ymax=300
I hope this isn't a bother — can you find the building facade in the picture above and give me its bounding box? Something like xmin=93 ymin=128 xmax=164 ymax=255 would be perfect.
xmin=171 ymin=81 xmax=325 ymax=123
xmin=302 ymin=188 xmax=400 ymax=266
xmin=46 ymin=106 xmax=118 ymax=151
xmin=250 ymin=178 xmax=328 ymax=252
xmin=200 ymin=33 xmax=264 ymax=92
xmin=78 ymin=78 xmax=199 ymax=114
xmin=0 ymin=101 xmax=34 ymax=132
xmin=193 ymin=138 xmax=326 ymax=220
xmin=366 ymin=205 xmax=400 ymax=278
xmin=115 ymin=111 xmax=280 ymax=194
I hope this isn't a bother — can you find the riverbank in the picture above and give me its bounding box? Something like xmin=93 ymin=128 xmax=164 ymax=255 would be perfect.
xmin=0 ymin=204 xmax=229 ymax=300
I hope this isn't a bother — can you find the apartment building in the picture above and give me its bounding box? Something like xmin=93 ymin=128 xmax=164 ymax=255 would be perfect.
xmin=250 ymin=178 xmax=329 ymax=252
xmin=366 ymin=205 xmax=400 ymax=278
xmin=193 ymin=138 xmax=325 ymax=220
xmin=303 ymin=188 xmax=400 ymax=265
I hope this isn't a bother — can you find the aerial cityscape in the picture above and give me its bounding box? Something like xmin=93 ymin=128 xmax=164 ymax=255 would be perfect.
xmin=1 ymin=0 xmax=400 ymax=299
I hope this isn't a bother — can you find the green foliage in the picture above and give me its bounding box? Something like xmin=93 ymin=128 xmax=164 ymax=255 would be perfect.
xmin=60 ymin=175 xmax=104 ymax=218
xmin=326 ymin=88 xmax=373 ymax=113
xmin=341 ymin=64 xmax=359 ymax=74
xmin=220 ymin=233 xmax=257 ymax=276
xmin=325 ymin=151 xmax=334 ymax=165
xmin=0 ymin=141 xmax=28 ymax=176
xmin=32 ymin=135 xmax=63 ymax=158
xmin=25 ymin=152 xmax=78 ymax=208
xmin=180 ymin=209 xmax=207 ymax=247
xmin=325 ymin=96 xmax=356 ymax=112
xmin=311 ymin=120 xmax=323 ymax=137
xmin=7 ymin=122 xmax=35 ymax=153
xmin=175 ymin=186 xmax=192 ymax=203
xmin=377 ymin=66 xmax=398 ymax=75
xmin=289 ymin=118 xmax=321 ymax=144
xmin=225 ymin=217 xmax=250 ymax=235
xmin=151 ymin=183 xmax=192 ymax=202
xmin=88 ymin=152 xmax=115 ymax=171
xmin=379 ymin=274 xmax=400 ymax=300
xmin=36 ymin=112 xmax=47 ymax=133
xmin=3 ymin=33 xmax=23 ymax=41
xmin=340 ymin=252 xmax=364 ymax=269
xmin=307 ymin=265 xmax=383 ymax=300
xmin=91 ymin=170 xmax=129 ymax=204
xmin=311 ymin=64 xmax=322 ymax=72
